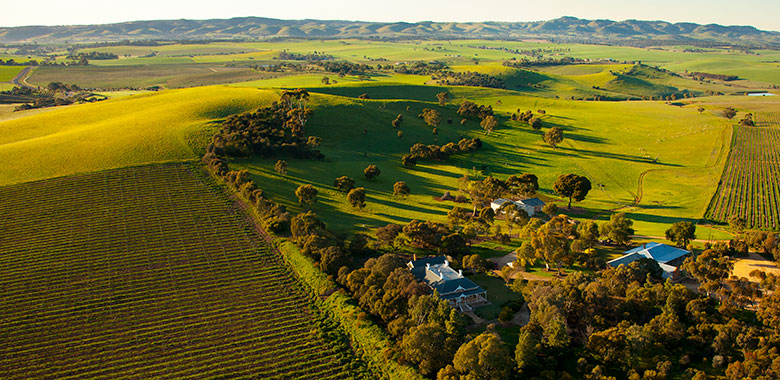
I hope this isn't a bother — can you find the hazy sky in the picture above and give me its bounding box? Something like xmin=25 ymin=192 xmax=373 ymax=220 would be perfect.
xmin=2 ymin=0 xmax=779 ymax=31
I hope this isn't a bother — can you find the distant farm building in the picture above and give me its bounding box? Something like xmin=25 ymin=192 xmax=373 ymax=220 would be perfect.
xmin=407 ymin=256 xmax=488 ymax=312
xmin=490 ymin=197 xmax=545 ymax=216
xmin=607 ymin=242 xmax=691 ymax=280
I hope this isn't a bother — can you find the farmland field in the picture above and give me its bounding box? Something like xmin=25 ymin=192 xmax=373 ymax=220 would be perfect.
xmin=0 ymin=163 xmax=363 ymax=379
xmin=0 ymin=65 xmax=24 ymax=82
xmin=706 ymin=112 xmax=780 ymax=228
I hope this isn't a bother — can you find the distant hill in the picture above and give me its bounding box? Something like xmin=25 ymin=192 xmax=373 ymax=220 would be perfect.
xmin=1 ymin=16 xmax=778 ymax=46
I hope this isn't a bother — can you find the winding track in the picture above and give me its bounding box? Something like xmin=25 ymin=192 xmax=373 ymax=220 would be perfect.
xmin=9 ymin=66 xmax=36 ymax=89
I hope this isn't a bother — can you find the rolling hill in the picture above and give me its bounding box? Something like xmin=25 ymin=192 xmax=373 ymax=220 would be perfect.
xmin=1 ymin=16 xmax=778 ymax=46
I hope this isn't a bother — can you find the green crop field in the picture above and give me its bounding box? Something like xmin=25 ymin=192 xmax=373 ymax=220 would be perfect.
xmin=706 ymin=112 xmax=780 ymax=229
xmin=0 ymin=86 xmax=278 ymax=185
xmin=0 ymin=163 xmax=363 ymax=379
xmin=0 ymin=65 xmax=24 ymax=82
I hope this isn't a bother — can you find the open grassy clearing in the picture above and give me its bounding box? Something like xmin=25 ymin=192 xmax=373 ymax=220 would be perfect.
xmin=0 ymin=86 xmax=278 ymax=185
xmin=0 ymin=163 xmax=363 ymax=379
xmin=233 ymin=88 xmax=733 ymax=237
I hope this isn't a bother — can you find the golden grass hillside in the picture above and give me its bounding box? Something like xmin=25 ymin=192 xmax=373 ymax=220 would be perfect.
xmin=0 ymin=86 xmax=277 ymax=185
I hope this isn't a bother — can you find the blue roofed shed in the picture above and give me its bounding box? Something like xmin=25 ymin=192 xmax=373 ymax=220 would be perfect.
xmin=607 ymin=242 xmax=691 ymax=280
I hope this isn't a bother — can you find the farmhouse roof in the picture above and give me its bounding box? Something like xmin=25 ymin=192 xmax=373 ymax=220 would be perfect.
xmin=407 ymin=256 xmax=485 ymax=297
xmin=518 ymin=197 xmax=545 ymax=207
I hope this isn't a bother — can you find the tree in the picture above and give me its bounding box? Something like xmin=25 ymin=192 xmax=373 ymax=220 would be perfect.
xmin=421 ymin=108 xmax=441 ymax=127
xmin=506 ymin=173 xmax=539 ymax=197
xmin=402 ymin=323 xmax=456 ymax=376
xmin=393 ymin=181 xmax=410 ymax=197
xmin=290 ymin=211 xmax=326 ymax=243
xmin=401 ymin=154 xmax=417 ymax=168
xmin=515 ymin=328 xmax=540 ymax=374
xmin=440 ymin=332 xmax=513 ymax=380
xmin=447 ymin=206 xmax=470 ymax=227
xmin=480 ymin=115 xmax=498 ymax=135
xmin=501 ymin=203 xmax=529 ymax=236
xmin=728 ymin=215 xmax=746 ymax=233
xmin=436 ymin=92 xmax=450 ymax=106
xmin=364 ymin=164 xmax=381 ymax=180
xmin=376 ymin=223 xmax=402 ymax=249
xmin=599 ymin=213 xmax=634 ymax=246
xmin=531 ymin=215 xmax=578 ymax=274
xmin=321 ymin=76 xmax=330 ymax=85
xmin=347 ymin=187 xmax=366 ymax=209
xmin=295 ymin=184 xmax=318 ymax=207
xmin=553 ymin=174 xmax=592 ymax=209
xmin=723 ymin=107 xmax=737 ymax=119
xmin=682 ymin=249 xmax=732 ymax=297
xmin=573 ymin=220 xmax=599 ymax=253
xmin=274 ymin=160 xmax=287 ymax=175
xmin=665 ymin=221 xmax=696 ymax=247
xmin=306 ymin=136 xmax=322 ymax=148
xmin=529 ymin=117 xmax=543 ymax=130
xmin=543 ymin=126 xmax=564 ymax=148
xmin=542 ymin=202 xmax=558 ymax=216
xmin=319 ymin=246 xmax=346 ymax=274
xmin=333 ymin=176 xmax=356 ymax=193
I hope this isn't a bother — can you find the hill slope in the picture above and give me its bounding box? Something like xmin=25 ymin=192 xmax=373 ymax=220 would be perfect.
xmin=0 ymin=86 xmax=277 ymax=185
xmin=1 ymin=16 xmax=778 ymax=45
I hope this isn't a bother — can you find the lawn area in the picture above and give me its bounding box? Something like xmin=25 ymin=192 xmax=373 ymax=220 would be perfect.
xmin=469 ymin=273 xmax=522 ymax=320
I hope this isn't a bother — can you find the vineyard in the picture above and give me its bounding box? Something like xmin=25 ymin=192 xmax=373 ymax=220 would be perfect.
xmin=706 ymin=112 xmax=780 ymax=229
xmin=0 ymin=164 xmax=363 ymax=379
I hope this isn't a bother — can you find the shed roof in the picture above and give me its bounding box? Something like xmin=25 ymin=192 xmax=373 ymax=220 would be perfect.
xmin=622 ymin=242 xmax=690 ymax=264
xmin=518 ymin=197 xmax=545 ymax=207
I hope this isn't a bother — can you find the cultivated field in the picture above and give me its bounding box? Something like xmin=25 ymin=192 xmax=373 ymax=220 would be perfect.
xmin=706 ymin=112 xmax=780 ymax=228
xmin=0 ymin=86 xmax=278 ymax=185
xmin=0 ymin=65 xmax=24 ymax=82
xmin=0 ymin=164 xmax=362 ymax=379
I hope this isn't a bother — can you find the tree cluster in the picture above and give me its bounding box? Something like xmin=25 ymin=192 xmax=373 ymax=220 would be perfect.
xmin=432 ymin=71 xmax=506 ymax=89
xmin=404 ymin=138 xmax=482 ymax=163
xmin=456 ymin=100 xmax=493 ymax=120
xmin=205 ymin=89 xmax=324 ymax=159
xmin=277 ymin=51 xmax=333 ymax=61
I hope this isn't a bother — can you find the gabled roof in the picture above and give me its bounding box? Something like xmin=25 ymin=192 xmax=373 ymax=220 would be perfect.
xmin=408 ymin=256 xmax=446 ymax=280
xmin=431 ymin=277 xmax=481 ymax=295
xmin=622 ymin=242 xmax=690 ymax=264
xmin=490 ymin=198 xmax=513 ymax=206
xmin=408 ymin=255 xmax=486 ymax=297
xmin=518 ymin=197 xmax=545 ymax=207
xmin=607 ymin=242 xmax=691 ymax=279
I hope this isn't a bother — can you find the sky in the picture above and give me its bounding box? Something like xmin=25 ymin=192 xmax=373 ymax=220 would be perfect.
xmin=1 ymin=0 xmax=779 ymax=32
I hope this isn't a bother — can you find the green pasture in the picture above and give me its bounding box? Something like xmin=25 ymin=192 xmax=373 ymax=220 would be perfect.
xmin=0 ymin=65 xmax=24 ymax=82
xmin=0 ymin=86 xmax=278 ymax=185
xmin=233 ymin=86 xmax=736 ymax=237
xmin=0 ymin=83 xmax=17 ymax=91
